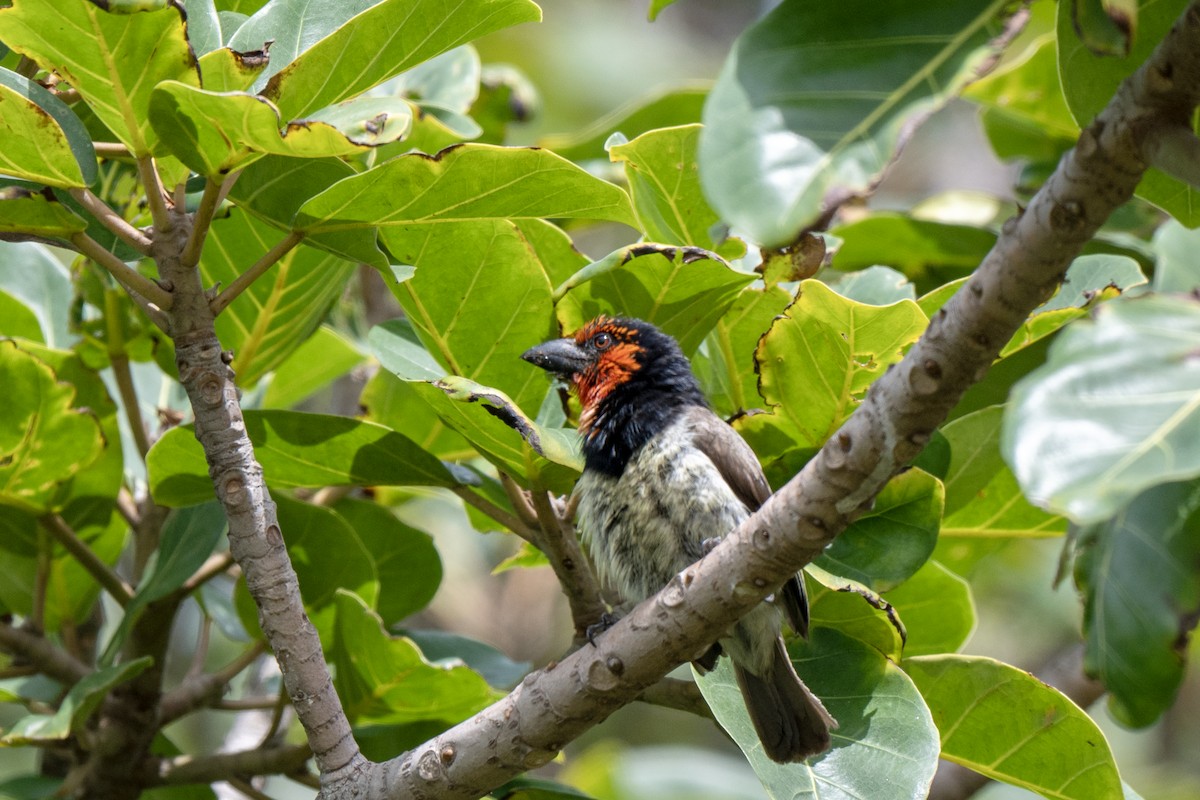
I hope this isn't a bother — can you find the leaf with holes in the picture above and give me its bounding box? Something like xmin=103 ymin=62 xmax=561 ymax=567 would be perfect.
xmin=0 ymin=0 xmax=200 ymax=155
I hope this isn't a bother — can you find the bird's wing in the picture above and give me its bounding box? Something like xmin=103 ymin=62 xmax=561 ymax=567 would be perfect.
xmin=684 ymin=407 xmax=809 ymax=637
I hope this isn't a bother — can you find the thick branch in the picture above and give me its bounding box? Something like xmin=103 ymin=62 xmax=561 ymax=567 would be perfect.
xmin=154 ymin=211 xmax=361 ymax=778
xmin=344 ymin=5 xmax=1200 ymax=798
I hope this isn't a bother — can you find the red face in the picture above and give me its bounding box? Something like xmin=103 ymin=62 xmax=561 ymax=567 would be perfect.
xmin=570 ymin=317 xmax=643 ymax=431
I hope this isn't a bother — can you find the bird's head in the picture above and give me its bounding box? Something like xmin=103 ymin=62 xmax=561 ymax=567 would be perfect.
xmin=522 ymin=316 xmax=704 ymax=440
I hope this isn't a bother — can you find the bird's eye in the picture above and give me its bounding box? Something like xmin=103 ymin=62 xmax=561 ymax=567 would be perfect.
xmin=592 ymin=332 xmax=612 ymax=350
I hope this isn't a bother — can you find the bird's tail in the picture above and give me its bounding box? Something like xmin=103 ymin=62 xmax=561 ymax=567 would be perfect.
xmin=734 ymin=637 xmax=837 ymax=762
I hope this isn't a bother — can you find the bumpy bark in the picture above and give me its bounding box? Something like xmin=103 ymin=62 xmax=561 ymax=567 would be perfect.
xmin=348 ymin=5 xmax=1200 ymax=799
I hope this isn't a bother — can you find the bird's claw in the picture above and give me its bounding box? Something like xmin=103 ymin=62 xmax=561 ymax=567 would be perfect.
xmin=586 ymin=612 xmax=620 ymax=646
xmin=700 ymin=537 xmax=722 ymax=556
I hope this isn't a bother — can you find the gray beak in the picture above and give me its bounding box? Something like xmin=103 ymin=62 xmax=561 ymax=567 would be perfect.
xmin=521 ymin=337 xmax=592 ymax=379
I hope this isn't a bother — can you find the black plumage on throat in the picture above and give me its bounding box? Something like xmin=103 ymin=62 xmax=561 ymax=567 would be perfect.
xmin=582 ymin=322 xmax=706 ymax=477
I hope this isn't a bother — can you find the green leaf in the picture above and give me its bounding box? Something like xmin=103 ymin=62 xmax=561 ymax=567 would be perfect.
xmin=275 ymin=495 xmax=377 ymax=633
xmin=196 ymin=46 xmax=269 ymax=92
xmin=0 ymin=289 xmax=44 ymax=342
xmin=822 ymin=265 xmax=916 ymax=306
xmin=369 ymin=319 xmax=583 ymax=491
xmin=148 ymin=410 xmax=459 ymax=506
xmin=738 ymin=280 xmax=927 ymax=450
xmin=383 ymin=219 xmax=558 ymax=413
xmin=180 ymin=0 xmax=221 ymax=55
xmin=1070 ymin=0 xmax=1136 ymax=57
xmin=262 ymin=325 xmax=364 ymax=409
xmin=0 ymin=67 xmax=96 ymax=188
xmin=999 ymin=254 xmax=1146 ymax=358
xmin=200 ymin=208 xmax=355 ymax=387
xmin=331 ymin=497 xmax=441 ymax=627
xmin=1058 ymin=0 xmax=1198 ymax=225
xmin=697 ymin=285 xmax=792 ymax=417
xmin=699 ymin=0 xmax=1011 ymax=247
xmin=806 ymin=568 xmax=904 ymax=660
xmin=940 ymin=406 xmax=1066 ymax=538
xmin=831 ymin=213 xmax=997 ymax=292
xmin=491 ymin=539 xmax=549 ymax=574
xmin=555 ymin=245 xmax=755 ymax=356
xmin=99 ymin=502 xmax=226 ymax=664
xmin=539 ymin=84 xmax=707 ymax=163
xmin=1 ymin=658 xmax=152 ymax=744
xmin=0 ymin=0 xmax=200 ymax=155
xmin=0 ymin=775 xmax=62 ymax=799
xmin=1002 ymin=294 xmax=1200 ymax=523
xmin=401 ymin=629 xmax=530 ymax=690
xmin=360 ymin=368 xmax=473 ymax=460
xmin=0 ymin=341 xmax=103 ymax=512
xmin=904 ymin=655 xmax=1122 ymax=800
xmin=609 ymin=124 xmax=743 ymax=258
xmin=296 ymin=144 xmax=637 ymax=233
xmin=1152 ymin=219 xmax=1200 ymax=293
xmin=0 ymin=188 xmax=88 ymax=236
xmin=884 ymin=561 xmax=975 ymax=657
xmin=227 ymin=154 xmax=388 ymax=268
xmin=149 ymin=82 xmax=412 ymax=176
xmin=1076 ymin=480 xmax=1200 ymax=727
xmin=695 ymin=627 xmax=939 ymax=800
xmin=331 ymin=589 xmax=500 ymax=724
xmin=965 ymin=35 xmax=1078 ymax=172
xmin=815 ymin=468 xmax=943 ymax=592
xmin=258 ymin=0 xmax=541 ymax=121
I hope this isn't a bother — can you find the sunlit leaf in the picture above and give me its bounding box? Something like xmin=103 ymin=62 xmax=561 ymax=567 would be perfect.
xmin=0 ymin=67 xmax=96 ymax=188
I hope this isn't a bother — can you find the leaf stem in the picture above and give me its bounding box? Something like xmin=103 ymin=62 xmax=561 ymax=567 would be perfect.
xmin=106 ymin=289 xmax=152 ymax=460
xmin=452 ymin=485 xmax=537 ymax=542
xmin=39 ymin=514 xmax=134 ymax=607
xmin=136 ymin=156 xmax=171 ymax=233
xmin=93 ymin=141 xmax=132 ymax=160
xmin=529 ymin=489 xmax=608 ymax=639
xmin=69 ymin=188 xmax=152 ymax=254
xmin=181 ymin=177 xmax=225 ymax=268
xmin=210 ymin=231 xmax=304 ymax=316
xmin=71 ymin=232 xmax=173 ymax=312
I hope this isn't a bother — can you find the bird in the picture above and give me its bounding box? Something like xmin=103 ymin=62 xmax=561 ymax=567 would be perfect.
xmin=521 ymin=315 xmax=836 ymax=762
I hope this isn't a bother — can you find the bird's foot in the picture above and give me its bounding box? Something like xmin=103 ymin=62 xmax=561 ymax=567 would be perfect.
xmin=586 ymin=612 xmax=620 ymax=646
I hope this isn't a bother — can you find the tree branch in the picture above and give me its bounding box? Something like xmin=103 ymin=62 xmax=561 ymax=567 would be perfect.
xmin=451 ymin=485 xmax=537 ymax=542
xmin=1142 ymin=121 xmax=1200 ymax=186
xmin=39 ymin=513 xmax=134 ymax=607
xmin=0 ymin=622 xmax=90 ymax=686
xmin=137 ymin=156 xmax=171 ymax=233
xmin=334 ymin=5 xmax=1200 ymax=798
xmin=154 ymin=212 xmax=362 ymax=778
xmin=68 ymin=188 xmax=152 ymax=254
xmin=529 ymin=489 xmax=608 ymax=639
xmin=638 ymin=677 xmax=714 ymax=720
xmin=159 ymin=641 xmax=268 ymax=724
xmin=154 ymin=744 xmax=311 ymax=786
xmin=70 ymin=232 xmax=174 ymax=313
xmin=209 ymin=231 xmax=304 ymax=316
xmin=181 ymin=176 xmax=230 ymax=268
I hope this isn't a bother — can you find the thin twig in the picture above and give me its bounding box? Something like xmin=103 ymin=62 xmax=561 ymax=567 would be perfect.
xmin=210 ymin=231 xmax=304 ymax=315
xmin=32 ymin=528 xmax=49 ymax=632
xmin=215 ymin=697 xmax=283 ymax=711
xmin=181 ymin=178 xmax=223 ymax=268
xmin=39 ymin=514 xmax=134 ymax=606
xmin=257 ymin=683 xmax=292 ymax=749
xmin=69 ymin=188 xmax=153 ymax=254
xmin=227 ymin=780 xmax=273 ymax=800
xmin=452 ymin=486 xmax=537 ymax=542
xmin=187 ymin=617 xmax=212 ymax=679
xmin=94 ymin=141 xmax=132 ymax=159
xmin=637 ymin=677 xmax=714 ymax=720
xmin=159 ymin=641 xmax=267 ymax=724
xmin=0 ymin=622 xmax=91 ymax=685
xmin=116 ymin=488 xmax=141 ymax=528
xmin=529 ymin=489 xmax=608 ymax=639
xmin=136 ymin=156 xmax=171 ymax=232
xmin=157 ymin=745 xmax=310 ymax=787
xmin=70 ymin=232 xmax=173 ymax=310
xmin=178 ymin=551 xmax=235 ymax=596
xmin=499 ymin=471 xmax=541 ymax=529
xmin=107 ymin=292 xmax=152 ymax=460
